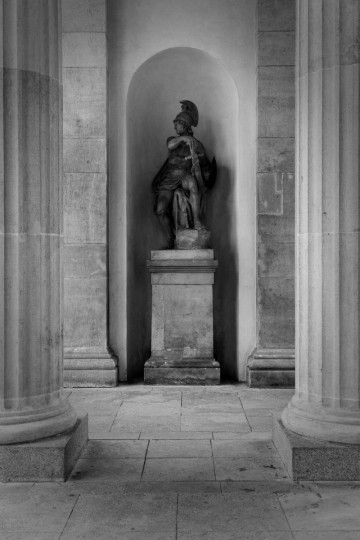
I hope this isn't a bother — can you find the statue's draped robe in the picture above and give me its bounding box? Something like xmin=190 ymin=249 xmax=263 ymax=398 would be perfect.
xmin=152 ymin=137 xmax=215 ymax=230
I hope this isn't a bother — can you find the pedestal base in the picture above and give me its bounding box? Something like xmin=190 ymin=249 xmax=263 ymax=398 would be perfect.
xmin=273 ymin=415 xmax=360 ymax=480
xmin=64 ymin=349 xmax=118 ymax=387
xmin=144 ymin=357 xmax=220 ymax=385
xmin=247 ymin=349 xmax=295 ymax=388
xmin=0 ymin=416 xmax=88 ymax=482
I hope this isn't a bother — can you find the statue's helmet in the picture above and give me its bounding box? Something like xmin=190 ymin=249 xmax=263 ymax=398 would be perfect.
xmin=173 ymin=100 xmax=199 ymax=127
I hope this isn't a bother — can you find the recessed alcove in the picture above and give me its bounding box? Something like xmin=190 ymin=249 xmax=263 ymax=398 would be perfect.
xmin=125 ymin=47 xmax=239 ymax=379
xmin=108 ymin=0 xmax=257 ymax=382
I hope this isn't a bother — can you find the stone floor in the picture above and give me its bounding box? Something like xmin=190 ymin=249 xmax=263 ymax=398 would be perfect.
xmin=1 ymin=384 xmax=360 ymax=539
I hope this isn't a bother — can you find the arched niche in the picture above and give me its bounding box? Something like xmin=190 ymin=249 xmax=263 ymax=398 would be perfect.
xmin=126 ymin=47 xmax=240 ymax=379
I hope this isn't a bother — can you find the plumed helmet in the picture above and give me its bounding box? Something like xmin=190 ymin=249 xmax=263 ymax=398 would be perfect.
xmin=173 ymin=100 xmax=199 ymax=127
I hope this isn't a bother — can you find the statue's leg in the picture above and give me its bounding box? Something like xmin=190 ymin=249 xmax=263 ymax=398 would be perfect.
xmin=182 ymin=175 xmax=203 ymax=229
xmin=155 ymin=191 xmax=174 ymax=248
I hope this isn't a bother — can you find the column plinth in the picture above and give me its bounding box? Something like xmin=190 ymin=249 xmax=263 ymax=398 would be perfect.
xmin=273 ymin=0 xmax=360 ymax=478
xmin=0 ymin=0 xmax=83 ymax=454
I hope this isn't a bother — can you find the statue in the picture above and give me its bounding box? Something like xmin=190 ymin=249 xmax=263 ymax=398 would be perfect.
xmin=152 ymin=100 xmax=216 ymax=249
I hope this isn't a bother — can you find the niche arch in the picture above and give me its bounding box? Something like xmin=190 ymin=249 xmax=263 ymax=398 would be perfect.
xmin=125 ymin=47 xmax=240 ymax=379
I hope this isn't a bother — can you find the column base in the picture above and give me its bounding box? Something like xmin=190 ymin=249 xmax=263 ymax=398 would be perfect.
xmin=273 ymin=415 xmax=360 ymax=481
xmin=247 ymin=349 xmax=295 ymax=388
xmin=282 ymin=397 xmax=360 ymax=444
xmin=144 ymin=357 xmax=220 ymax=385
xmin=64 ymin=348 xmax=118 ymax=387
xmin=0 ymin=416 xmax=88 ymax=482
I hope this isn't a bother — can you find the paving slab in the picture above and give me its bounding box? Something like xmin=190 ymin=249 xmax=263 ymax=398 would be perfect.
xmin=247 ymin=416 xmax=274 ymax=431
xmin=125 ymin=481 xmax=221 ymax=493
xmin=61 ymin=531 xmax=175 ymax=540
xmin=177 ymin=493 xmax=290 ymax=532
xmin=0 ymin=535 xmax=61 ymax=540
xmin=82 ymin=440 xmax=148 ymax=459
xmin=181 ymin=403 xmax=244 ymax=414
xmin=30 ymin=481 xmax=126 ymax=497
xmin=142 ymin=458 xmax=215 ymax=482
xmin=70 ymin=458 xmax=144 ymax=482
xmin=178 ymin=533 xmax=294 ymax=540
xmin=220 ymin=480 xmax=317 ymax=495
xmin=278 ymin=483 xmax=360 ymax=531
xmin=140 ymin=431 xmax=213 ymax=439
xmin=147 ymin=440 xmax=212 ymax=458
xmin=0 ymin=489 xmax=77 ymax=533
xmin=214 ymin=457 xmax=289 ymax=482
xmin=211 ymin=439 xmax=277 ymax=458
xmin=293 ymin=533 xmax=360 ymax=540
xmin=212 ymin=432 xmax=271 ymax=440
xmin=87 ymin=415 xmax=116 ymax=432
xmin=112 ymin=413 xmax=181 ymax=432
xmin=181 ymin=413 xmax=250 ymax=432
xmin=60 ymin=493 xmax=177 ymax=536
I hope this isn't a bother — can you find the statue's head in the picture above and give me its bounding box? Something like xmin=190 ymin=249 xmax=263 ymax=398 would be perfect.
xmin=173 ymin=100 xmax=198 ymax=135
xmin=174 ymin=118 xmax=192 ymax=135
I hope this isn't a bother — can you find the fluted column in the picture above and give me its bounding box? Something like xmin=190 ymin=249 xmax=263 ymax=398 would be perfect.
xmin=0 ymin=0 xmax=77 ymax=443
xmin=282 ymin=0 xmax=360 ymax=443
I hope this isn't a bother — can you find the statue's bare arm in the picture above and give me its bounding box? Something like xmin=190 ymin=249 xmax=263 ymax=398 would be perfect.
xmin=167 ymin=136 xmax=195 ymax=151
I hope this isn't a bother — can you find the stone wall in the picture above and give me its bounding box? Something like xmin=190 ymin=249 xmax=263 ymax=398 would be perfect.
xmin=248 ymin=0 xmax=296 ymax=386
xmin=62 ymin=0 xmax=117 ymax=386
xmin=60 ymin=0 xmax=296 ymax=385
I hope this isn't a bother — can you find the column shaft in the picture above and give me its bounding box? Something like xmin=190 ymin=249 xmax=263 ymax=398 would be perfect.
xmin=282 ymin=0 xmax=360 ymax=443
xmin=0 ymin=0 xmax=77 ymax=443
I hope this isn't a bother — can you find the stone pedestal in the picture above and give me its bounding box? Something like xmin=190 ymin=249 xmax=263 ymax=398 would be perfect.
xmin=274 ymin=0 xmax=360 ymax=479
xmin=0 ymin=0 xmax=87 ymax=479
xmin=144 ymin=250 xmax=220 ymax=385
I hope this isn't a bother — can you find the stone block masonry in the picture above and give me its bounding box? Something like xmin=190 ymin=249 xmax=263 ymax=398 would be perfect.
xmin=62 ymin=0 xmax=118 ymax=386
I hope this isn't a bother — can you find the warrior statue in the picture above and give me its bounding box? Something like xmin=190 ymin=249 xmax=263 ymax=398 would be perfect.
xmin=152 ymin=100 xmax=216 ymax=249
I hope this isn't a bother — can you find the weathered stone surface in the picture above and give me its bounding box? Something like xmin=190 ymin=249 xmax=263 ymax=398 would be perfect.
xmin=247 ymin=349 xmax=295 ymax=389
xmin=258 ymin=0 xmax=296 ymax=31
xmin=248 ymin=370 xmax=295 ymax=389
xmin=258 ymin=32 xmax=295 ymax=66
xmin=257 ymin=138 xmax=295 ymax=173
xmin=144 ymin=360 xmax=220 ymax=386
xmin=273 ymin=417 xmax=360 ymax=480
xmin=258 ymin=67 xmax=295 ymax=137
xmin=258 ymin=98 xmax=295 ymax=137
xmin=256 ymin=4 xmax=296 ymax=374
xmin=258 ymin=277 xmax=295 ymax=349
xmin=62 ymin=33 xmax=106 ymax=67
xmin=63 ymin=349 xmax=118 ymax=387
xmin=62 ymin=0 xmax=106 ymax=32
xmin=258 ymin=241 xmax=294 ymax=279
xmin=63 ymin=173 xmax=106 ymax=243
xmin=258 ymin=173 xmax=295 ymax=242
xmin=258 ymin=66 xmax=295 ymax=98
xmin=152 ymin=250 xmax=214 ymax=260
xmin=64 ymin=277 xmax=107 ymax=349
xmin=258 ymin=173 xmax=284 ymax=215
xmin=64 ymin=369 xmax=118 ymax=388
xmin=63 ymin=68 xmax=106 ymax=138
xmin=64 ymin=245 xmax=106 ymax=278
xmin=63 ymin=138 xmax=106 ymax=173
xmin=0 ymin=417 xmax=88 ymax=482
xmin=147 ymin=250 xmax=218 ymax=385
xmin=175 ymin=228 xmax=211 ymax=250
